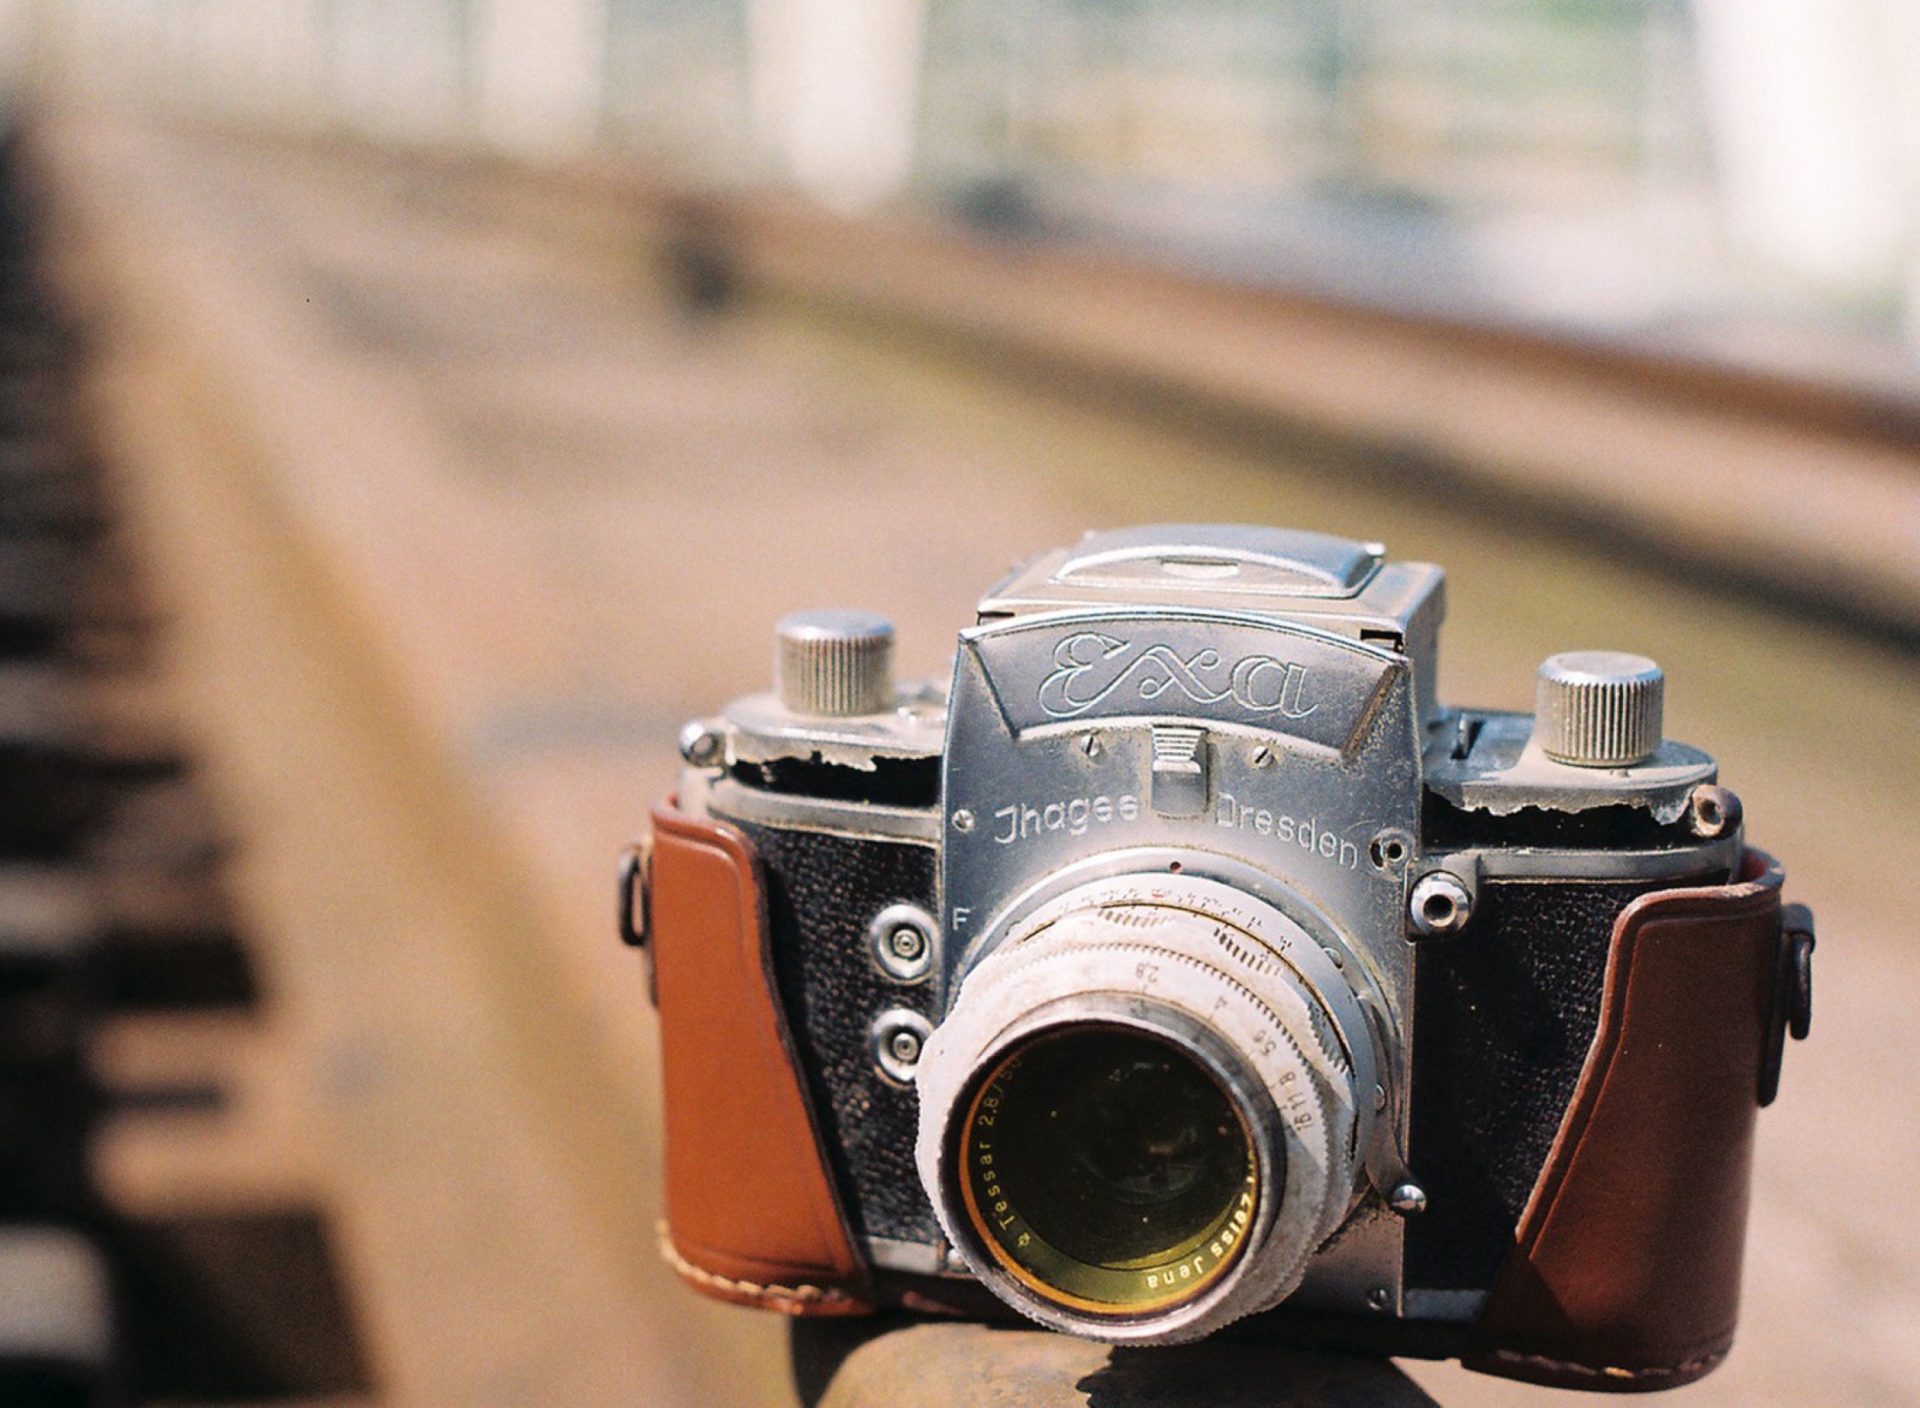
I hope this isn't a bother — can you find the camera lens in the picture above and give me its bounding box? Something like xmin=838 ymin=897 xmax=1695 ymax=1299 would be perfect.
xmin=915 ymin=868 xmax=1373 ymax=1343
xmin=959 ymin=1025 xmax=1264 ymax=1314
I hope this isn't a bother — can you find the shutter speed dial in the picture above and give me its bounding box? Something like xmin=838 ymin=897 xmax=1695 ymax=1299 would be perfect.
xmin=776 ymin=610 xmax=895 ymax=716
xmin=1534 ymin=651 xmax=1664 ymax=767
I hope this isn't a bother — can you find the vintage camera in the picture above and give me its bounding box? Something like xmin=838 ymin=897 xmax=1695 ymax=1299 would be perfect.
xmin=629 ymin=525 xmax=1813 ymax=1392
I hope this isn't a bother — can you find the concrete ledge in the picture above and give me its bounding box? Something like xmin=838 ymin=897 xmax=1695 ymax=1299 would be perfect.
xmin=792 ymin=1320 xmax=1440 ymax=1408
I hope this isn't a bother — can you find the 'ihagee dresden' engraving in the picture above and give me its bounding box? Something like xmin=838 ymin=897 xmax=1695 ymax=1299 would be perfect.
xmin=985 ymin=788 xmax=1360 ymax=871
xmin=1037 ymin=631 xmax=1316 ymax=721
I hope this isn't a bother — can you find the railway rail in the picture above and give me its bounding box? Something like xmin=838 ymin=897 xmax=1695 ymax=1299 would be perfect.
xmin=0 ymin=122 xmax=367 ymax=1404
xmin=12 ymin=105 xmax=1918 ymax=1406
xmin=697 ymin=182 xmax=1920 ymax=646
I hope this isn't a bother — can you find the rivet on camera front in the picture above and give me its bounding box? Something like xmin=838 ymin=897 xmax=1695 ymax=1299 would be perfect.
xmin=873 ymin=1009 xmax=934 ymax=1085
xmin=1078 ymin=732 xmax=1103 ymax=759
xmin=1409 ymin=872 xmax=1472 ymax=938
xmin=1687 ymin=784 xmax=1742 ymax=840
xmin=678 ymin=720 xmax=724 ymax=767
xmin=951 ymin=809 xmax=975 ymax=833
xmin=1373 ymin=1084 xmax=1388 ymax=1112
xmin=1366 ymin=1287 xmax=1392 ymax=1312
xmin=1389 ymin=1182 xmax=1428 ymax=1217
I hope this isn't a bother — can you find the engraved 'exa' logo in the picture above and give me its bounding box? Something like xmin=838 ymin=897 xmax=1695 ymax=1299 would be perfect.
xmin=1036 ymin=632 xmax=1318 ymax=721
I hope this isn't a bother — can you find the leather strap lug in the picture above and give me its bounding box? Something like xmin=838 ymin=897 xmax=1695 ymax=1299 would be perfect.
xmin=618 ymin=839 xmax=656 ymax=1005
xmin=1759 ymin=902 xmax=1815 ymax=1107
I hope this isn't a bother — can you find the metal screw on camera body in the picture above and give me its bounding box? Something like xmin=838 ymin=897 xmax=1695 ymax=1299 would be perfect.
xmin=1078 ymin=731 xmax=1103 ymax=760
xmin=1368 ymin=828 xmax=1412 ymax=873
xmin=873 ymin=1009 xmax=934 ymax=1085
xmin=1409 ymin=872 xmax=1472 ymax=938
xmin=951 ymin=809 xmax=975 ymax=833
xmin=1688 ymin=784 xmax=1742 ymax=840
xmin=1389 ymin=1182 xmax=1428 ymax=1217
xmin=678 ymin=719 xmax=724 ymax=767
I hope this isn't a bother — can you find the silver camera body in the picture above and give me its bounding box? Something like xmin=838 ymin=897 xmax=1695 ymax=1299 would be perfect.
xmin=669 ymin=524 xmax=1744 ymax=1351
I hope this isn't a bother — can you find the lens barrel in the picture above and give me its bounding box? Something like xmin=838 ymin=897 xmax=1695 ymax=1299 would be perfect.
xmin=914 ymin=870 xmax=1372 ymax=1344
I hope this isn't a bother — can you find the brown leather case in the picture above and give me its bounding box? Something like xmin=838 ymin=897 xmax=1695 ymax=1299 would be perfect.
xmin=648 ymin=798 xmax=873 ymax=1315
xmin=1464 ymin=849 xmax=1786 ymax=1391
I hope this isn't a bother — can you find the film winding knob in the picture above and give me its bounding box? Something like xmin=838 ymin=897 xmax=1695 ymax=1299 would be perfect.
xmin=776 ymin=610 xmax=895 ymax=717
xmin=1534 ymin=651 xmax=1664 ymax=767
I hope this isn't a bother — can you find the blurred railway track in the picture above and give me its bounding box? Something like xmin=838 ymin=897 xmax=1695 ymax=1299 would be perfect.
xmin=0 ymin=123 xmax=369 ymax=1405
xmin=15 ymin=105 xmax=1919 ymax=1407
xmin=712 ymin=195 xmax=1920 ymax=652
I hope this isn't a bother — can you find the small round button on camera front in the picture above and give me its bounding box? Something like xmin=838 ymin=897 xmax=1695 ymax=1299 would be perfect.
xmin=867 ymin=903 xmax=938 ymax=984
xmin=1534 ymin=651 xmax=1664 ymax=767
xmin=872 ymin=1008 xmax=934 ymax=1085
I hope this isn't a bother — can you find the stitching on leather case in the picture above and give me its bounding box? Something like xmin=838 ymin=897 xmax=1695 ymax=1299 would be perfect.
xmin=658 ymin=1224 xmax=863 ymax=1310
xmin=1482 ymin=1346 xmax=1728 ymax=1384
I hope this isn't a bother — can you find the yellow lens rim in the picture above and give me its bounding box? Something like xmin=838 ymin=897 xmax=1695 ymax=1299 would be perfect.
xmin=956 ymin=1029 xmax=1259 ymax=1317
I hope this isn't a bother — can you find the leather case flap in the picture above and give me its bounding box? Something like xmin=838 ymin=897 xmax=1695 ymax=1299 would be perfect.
xmin=1465 ymin=849 xmax=1784 ymax=1391
xmin=650 ymin=798 xmax=871 ymax=1315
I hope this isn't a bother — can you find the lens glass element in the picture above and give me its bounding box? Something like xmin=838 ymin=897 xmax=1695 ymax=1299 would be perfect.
xmin=958 ymin=1025 xmax=1261 ymax=1315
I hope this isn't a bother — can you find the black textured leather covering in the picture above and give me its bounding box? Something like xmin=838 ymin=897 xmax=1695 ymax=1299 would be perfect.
xmin=734 ymin=820 xmax=943 ymax=1249
xmin=730 ymin=806 xmax=1731 ymax=1316
xmin=1407 ymin=877 xmax=1675 ymax=1290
